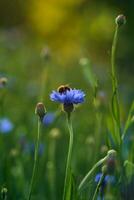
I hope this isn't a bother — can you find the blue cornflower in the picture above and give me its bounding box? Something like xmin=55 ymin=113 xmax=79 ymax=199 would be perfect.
xmin=50 ymin=87 xmax=85 ymax=105
xmin=0 ymin=118 xmax=14 ymax=134
xmin=95 ymin=173 xmax=115 ymax=198
xmin=95 ymin=173 xmax=115 ymax=186
xmin=42 ymin=112 xmax=56 ymax=126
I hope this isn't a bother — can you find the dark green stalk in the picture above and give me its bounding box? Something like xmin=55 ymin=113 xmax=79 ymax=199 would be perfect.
xmin=27 ymin=118 xmax=41 ymax=200
xmin=63 ymin=113 xmax=74 ymax=200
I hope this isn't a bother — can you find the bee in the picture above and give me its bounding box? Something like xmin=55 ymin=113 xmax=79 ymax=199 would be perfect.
xmin=57 ymin=84 xmax=70 ymax=94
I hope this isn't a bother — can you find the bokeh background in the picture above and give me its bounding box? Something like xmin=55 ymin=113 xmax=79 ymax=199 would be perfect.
xmin=0 ymin=0 xmax=134 ymax=199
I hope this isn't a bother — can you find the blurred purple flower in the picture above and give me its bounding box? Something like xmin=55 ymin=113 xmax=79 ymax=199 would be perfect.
xmin=42 ymin=112 xmax=56 ymax=126
xmin=0 ymin=118 xmax=14 ymax=134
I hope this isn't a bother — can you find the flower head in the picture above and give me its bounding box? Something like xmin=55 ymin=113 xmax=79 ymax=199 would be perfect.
xmin=0 ymin=118 xmax=14 ymax=134
xmin=42 ymin=112 xmax=56 ymax=126
xmin=50 ymin=86 xmax=85 ymax=105
xmin=95 ymin=173 xmax=115 ymax=187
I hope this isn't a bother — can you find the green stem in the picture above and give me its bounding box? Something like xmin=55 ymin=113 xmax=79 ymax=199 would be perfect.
xmin=111 ymin=24 xmax=121 ymax=146
xmin=111 ymin=25 xmax=118 ymax=85
xmin=92 ymin=174 xmax=104 ymax=200
xmin=63 ymin=113 xmax=74 ymax=200
xmin=78 ymin=156 xmax=107 ymax=192
xmin=48 ymin=139 xmax=56 ymax=200
xmin=27 ymin=118 xmax=41 ymax=200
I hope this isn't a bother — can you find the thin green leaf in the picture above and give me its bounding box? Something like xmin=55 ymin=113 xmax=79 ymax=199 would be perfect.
xmin=122 ymin=102 xmax=134 ymax=140
xmin=124 ymin=160 xmax=134 ymax=181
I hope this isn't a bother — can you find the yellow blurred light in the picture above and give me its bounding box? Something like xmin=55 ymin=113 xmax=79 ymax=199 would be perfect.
xmin=89 ymin=10 xmax=114 ymax=40
xmin=27 ymin=0 xmax=82 ymax=35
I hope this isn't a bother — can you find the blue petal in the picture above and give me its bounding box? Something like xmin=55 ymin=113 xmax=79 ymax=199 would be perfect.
xmin=42 ymin=112 xmax=55 ymax=125
xmin=50 ymin=88 xmax=85 ymax=104
xmin=95 ymin=173 xmax=102 ymax=183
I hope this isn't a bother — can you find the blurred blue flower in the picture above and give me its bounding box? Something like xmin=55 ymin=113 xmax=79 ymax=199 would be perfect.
xmin=50 ymin=88 xmax=85 ymax=104
xmin=95 ymin=173 xmax=115 ymax=186
xmin=30 ymin=143 xmax=44 ymax=155
xmin=24 ymin=142 xmax=45 ymax=156
xmin=97 ymin=196 xmax=104 ymax=200
xmin=95 ymin=173 xmax=115 ymax=198
xmin=0 ymin=118 xmax=14 ymax=134
xmin=42 ymin=112 xmax=56 ymax=126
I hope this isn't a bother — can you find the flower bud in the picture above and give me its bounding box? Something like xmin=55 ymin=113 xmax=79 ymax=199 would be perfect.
xmin=1 ymin=187 xmax=8 ymax=200
xmin=101 ymin=145 xmax=108 ymax=154
xmin=49 ymin=128 xmax=61 ymax=139
xmin=35 ymin=102 xmax=46 ymax=120
xmin=85 ymin=136 xmax=95 ymax=146
xmin=107 ymin=156 xmax=116 ymax=173
xmin=79 ymin=57 xmax=89 ymax=66
xmin=107 ymin=149 xmax=116 ymax=173
xmin=63 ymin=103 xmax=74 ymax=114
xmin=107 ymin=149 xmax=117 ymax=158
xmin=115 ymin=14 xmax=126 ymax=27
xmin=0 ymin=77 xmax=8 ymax=88
xmin=40 ymin=46 xmax=51 ymax=61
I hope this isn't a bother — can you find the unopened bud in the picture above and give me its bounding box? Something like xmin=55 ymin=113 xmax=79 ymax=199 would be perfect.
xmin=115 ymin=14 xmax=126 ymax=27
xmin=107 ymin=150 xmax=116 ymax=173
xmin=107 ymin=149 xmax=117 ymax=158
xmin=101 ymin=145 xmax=108 ymax=154
xmin=1 ymin=187 xmax=8 ymax=200
xmin=49 ymin=128 xmax=61 ymax=139
xmin=79 ymin=57 xmax=89 ymax=66
xmin=35 ymin=102 xmax=46 ymax=120
xmin=107 ymin=156 xmax=116 ymax=173
xmin=40 ymin=47 xmax=51 ymax=61
xmin=0 ymin=77 xmax=8 ymax=88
